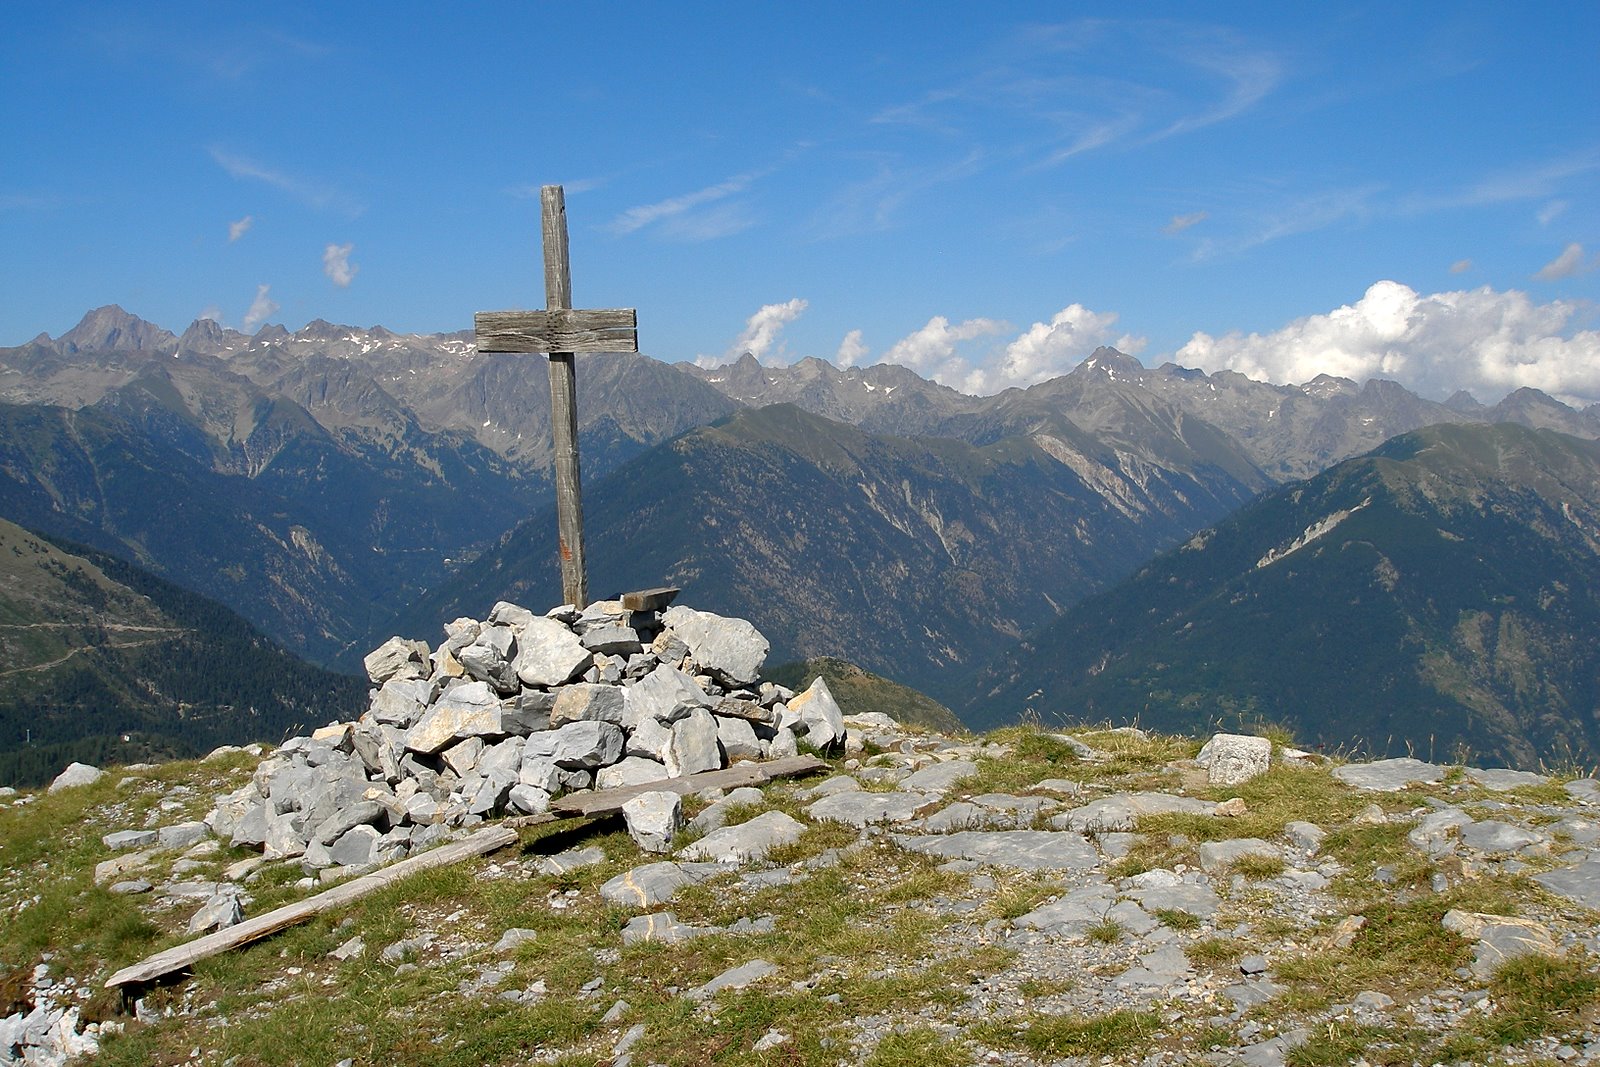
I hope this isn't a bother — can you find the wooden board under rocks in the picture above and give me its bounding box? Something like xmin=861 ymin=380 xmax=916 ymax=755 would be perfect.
xmin=104 ymin=824 xmax=519 ymax=989
xmin=550 ymin=755 xmax=829 ymax=818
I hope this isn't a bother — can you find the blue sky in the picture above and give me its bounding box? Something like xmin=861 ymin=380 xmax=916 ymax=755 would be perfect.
xmin=3 ymin=2 xmax=1596 ymax=403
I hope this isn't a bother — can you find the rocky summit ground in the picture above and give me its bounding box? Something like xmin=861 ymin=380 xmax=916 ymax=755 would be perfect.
xmin=2 ymin=721 xmax=1599 ymax=1067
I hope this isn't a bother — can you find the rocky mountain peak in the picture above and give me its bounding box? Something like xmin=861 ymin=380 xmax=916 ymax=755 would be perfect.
xmin=1445 ymin=389 xmax=1485 ymax=413
xmin=54 ymin=305 xmax=177 ymax=355
xmin=177 ymin=317 xmax=249 ymax=358
xmin=1073 ymin=346 xmax=1146 ymax=380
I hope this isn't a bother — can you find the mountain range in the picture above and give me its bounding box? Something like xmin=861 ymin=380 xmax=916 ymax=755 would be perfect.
xmin=3 ymin=306 xmax=1599 ymax=768
xmin=965 ymin=422 xmax=1600 ymax=769
xmin=0 ymin=517 xmax=365 ymax=786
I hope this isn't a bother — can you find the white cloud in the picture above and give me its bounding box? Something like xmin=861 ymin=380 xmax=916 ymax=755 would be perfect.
xmin=730 ymin=298 xmax=808 ymax=362
xmin=242 ymin=284 xmax=279 ymax=330
xmin=882 ymin=315 xmax=1009 ymax=389
xmin=608 ymin=170 xmax=767 ymax=238
xmin=323 ymin=242 xmax=358 ymax=287
xmin=1537 ymin=200 xmax=1569 ymax=226
xmin=1535 ymin=242 xmax=1585 ymax=281
xmin=836 ymin=329 xmax=868 ymax=368
xmin=210 ymin=147 xmax=361 ymax=214
xmin=1193 ymin=185 xmax=1380 ymax=260
xmin=1175 ymin=280 xmax=1600 ymax=405
xmin=1449 ymin=258 xmax=1473 ymax=274
xmin=971 ymin=305 xmax=1145 ymax=393
xmin=228 ymin=215 xmax=253 ymax=242
xmin=1163 ymin=211 xmax=1208 ymax=235
xmin=197 ymin=305 xmax=223 ymax=322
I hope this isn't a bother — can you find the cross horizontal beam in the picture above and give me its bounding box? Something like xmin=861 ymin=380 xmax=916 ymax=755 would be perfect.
xmin=474 ymin=308 xmax=638 ymax=354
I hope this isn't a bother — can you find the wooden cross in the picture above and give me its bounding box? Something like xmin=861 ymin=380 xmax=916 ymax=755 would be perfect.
xmin=475 ymin=185 xmax=637 ymax=611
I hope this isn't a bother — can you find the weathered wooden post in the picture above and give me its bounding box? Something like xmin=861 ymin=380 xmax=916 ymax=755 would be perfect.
xmin=475 ymin=186 xmax=637 ymax=610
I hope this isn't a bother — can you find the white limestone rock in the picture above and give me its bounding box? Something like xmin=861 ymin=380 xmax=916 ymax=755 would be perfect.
xmin=552 ymin=683 xmax=628 ymax=728
xmin=512 ymin=617 xmax=593 ymax=688
xmin=48 ymin=762 xmax=103 ymax=793
xmin=666 ymin=707 xmax=722 ymax=778
xmin=622 ymin=791 xmax=683 ymax=853
xmin=1198 ymin=733 xmax=1274 ymax=786
xmin=788 ymin=676 xmax=845 ymax=751
xmin=363 ymin=637 xmax=431 ymax=685
xmin=660 ymin=606 xmax=769 ymax=686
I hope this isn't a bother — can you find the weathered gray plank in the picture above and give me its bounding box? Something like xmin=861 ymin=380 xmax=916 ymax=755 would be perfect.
xmin=540 ymin=186 xmax=589 ymax=610
xmin=548 ymin=349 xmax=587 ymax=609
xmin=473 ymin=308 xmax=638 ymax=354
xmin=620 ymin=586 xmax=680 ymax=612
xmin=104 ymin=825 xmax=519 ymax=989
xmin=542 ymin=185 xmax=573 ymax=312
xmin=550 ymin=755 xmax=829 ymax=817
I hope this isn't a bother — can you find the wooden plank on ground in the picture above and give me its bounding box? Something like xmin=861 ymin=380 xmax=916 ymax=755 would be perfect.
xmin=620 ymin=586 xmax=680 ymax=612
xmin=104 ymin=824 xmax=519 ymax=989
xmin=550 ymin=754 xmax=829 ymax=818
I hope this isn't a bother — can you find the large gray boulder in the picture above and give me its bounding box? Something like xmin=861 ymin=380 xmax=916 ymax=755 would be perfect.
xmin=677 ymin=811 xmax=805 ymax=864
xmin=48 ymin=762 xmax=103 ymax=793
xmin=367 ymin=677 xmax=433 ymax=728
xmin=597 ymin=757 xmax=672 ymax=791
xmin=661 ymin=606 xmax=769 ymax=686
xmin=512 ymin=617 xmax=592 ymax=688
xmin=524 ymin=721 xmax=624 ymax=770
xmin=788 ymin=677 xmax=845 ymax=751
xmin=404 ymin=681 xmax=504 ymax=755
xmin=551 ymin=683 xmax=627 ymax=728
xmin=1198 ymin=733 xmax=1273 ymax=786
xmin=456 ymin=625 xmax=520 ymax=694
xmin=622 ymin=791 xmax=683 ymax=853
xmin=715 ymin=716 xmax=764 ymax=761
xmin=628 ymin=665 xmax=710 ymax=725
xmin=1331 ymin=757 xmax=1445 ymax=792
xmin=626 ymin=717 xmax=673 ymax=762
xmin=363 ymin=637 xmax=431 ymax=685
xmin=665 ymin=707 xmax=722 ymax=777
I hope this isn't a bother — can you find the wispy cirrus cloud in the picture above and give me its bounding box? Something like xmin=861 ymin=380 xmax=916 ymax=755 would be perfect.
xmin=1163 ymin=211 xmax=1209 ymax=234
xmin=89 ymin=15 xmax=328 ymax=82
xmin=210 ymin=147 xmax=362 ymax=215
xmin=607 ymin=169 xmax=771 ymax=239
xmin=1191 ymin=184 xmax=1381 ymax=261
xmin=1401 ymin=149 xmax=1600 ymax=214
xmin=871 ymin=19 xmax=1283 ymax=173
xmin=0 ymin=192 xmax=61 ymax=213
xmin=228 ymin=215 xmax=253 ymax=242
xmin=806 ymin=150 xmax=985 ymax=240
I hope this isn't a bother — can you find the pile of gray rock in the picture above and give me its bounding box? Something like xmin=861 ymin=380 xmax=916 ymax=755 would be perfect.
xmin=203 ymin=597 xmax=847 ymax=879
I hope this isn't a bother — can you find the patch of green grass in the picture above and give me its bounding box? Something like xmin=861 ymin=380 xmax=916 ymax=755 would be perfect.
xmin=865 ymin=1026 xmax=970 ymax=1067
xmin=1086 ymin=918 xmax=1125 ymax=944
xmin=1187 ymin=937 xmax=1244 ymax=966
xmin=1017 ymin=975 xmax=1077 ymax=997
xmin=1440 ymin=954 xmax=1600 ymax=1059
xmin=1286 ymin=1022 xmax=1429 ymax=1067
xmin=1229 ymin=853 xmax=1287 ymax=879
xmin=980 ymin=1008 xmax=1161 ymax=1058
xmin=986 ymin=877 xmax=1058 ymax=921
xmin=963 ymin=727 xmax=1082 ymax=793
xmin=1153 ymin=908 xmax=1201 ymax=931
xmin=1105 ymin=834 xmax=1194 ymax=880
xmin=1187 ymin=1021 xmax=1236 ymax=1052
